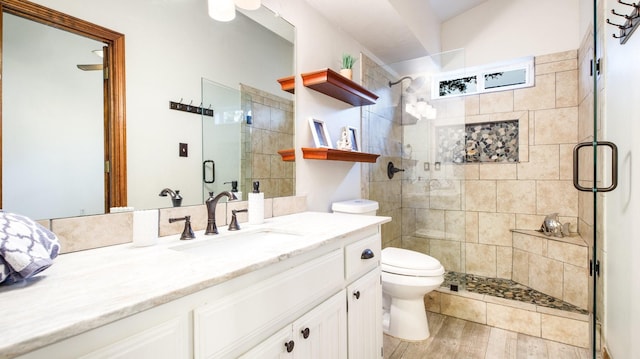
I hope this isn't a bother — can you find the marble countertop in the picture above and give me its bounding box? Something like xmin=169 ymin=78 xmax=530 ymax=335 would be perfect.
xmin=0 ymin=212 xmax=390 ymax=358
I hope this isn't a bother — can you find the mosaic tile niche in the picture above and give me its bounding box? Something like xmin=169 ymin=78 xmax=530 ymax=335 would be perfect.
xmin=436 ymin=119 xmax=519 ymax=163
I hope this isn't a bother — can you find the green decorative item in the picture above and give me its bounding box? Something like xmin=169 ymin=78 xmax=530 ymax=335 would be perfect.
xmin=341 ymin=53 xmax=357 ymax=69
xmin=340 ymin=54 xmax=357 ymax=80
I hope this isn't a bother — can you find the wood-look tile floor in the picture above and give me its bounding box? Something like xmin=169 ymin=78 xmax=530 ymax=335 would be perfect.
xmin=383 ymin=312 xmax=591 ymax=359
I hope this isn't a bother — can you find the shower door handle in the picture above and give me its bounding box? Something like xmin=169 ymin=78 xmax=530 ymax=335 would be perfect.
xmin=572 ymin=141 xmax=618 ymax=192
xmin=203 ymin=160 xmax=215 ymax=184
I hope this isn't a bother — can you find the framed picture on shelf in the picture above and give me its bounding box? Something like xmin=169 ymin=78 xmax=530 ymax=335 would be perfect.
xmin=346 ymin=126 xmax=359 ymax=152
xmin=308 ymin=118 xmax=332 ymax=148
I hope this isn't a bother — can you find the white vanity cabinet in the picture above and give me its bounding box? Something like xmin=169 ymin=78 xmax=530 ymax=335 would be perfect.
xmin=344 ymin=230 xmax=383 ymax=358
xmin=239 ymin=290 xmax=347 ymax=358
xmin=11 ymin=217 xmax=386 ymax=359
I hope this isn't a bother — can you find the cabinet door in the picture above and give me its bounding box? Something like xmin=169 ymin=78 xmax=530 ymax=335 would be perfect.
xmin=347 ymin=268 xmax=382 ymax=359
xmin=239 ymin=326 xmax=294 ymax=359
xmin=292 ymin=290 xmax=347 ymax=359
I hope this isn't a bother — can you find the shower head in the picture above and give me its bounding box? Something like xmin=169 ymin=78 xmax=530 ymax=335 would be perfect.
xmin=388 ymin=76 xmax=425 ymax=93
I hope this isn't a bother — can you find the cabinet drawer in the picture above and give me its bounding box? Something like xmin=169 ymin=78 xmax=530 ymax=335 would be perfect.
xmin=194 ymin=249 xmax=343 ymax=359
xmin=344 ymin=234 xmax=381 ymax=282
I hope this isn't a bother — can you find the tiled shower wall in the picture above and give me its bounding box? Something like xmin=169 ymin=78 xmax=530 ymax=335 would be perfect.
xmin=361 ymin=54 xmax=403 ymax=248
xmin=363 ymin=50 xmax=589 ymax=310
xmin=240 ymin=84 xmax=295 ymax=200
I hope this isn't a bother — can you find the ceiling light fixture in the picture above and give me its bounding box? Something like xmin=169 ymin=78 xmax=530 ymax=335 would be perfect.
xmin=208 ymin=0 xmax=261 ymax=22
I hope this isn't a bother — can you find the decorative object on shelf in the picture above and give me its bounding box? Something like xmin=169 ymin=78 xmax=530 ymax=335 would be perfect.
xmin=606 ymin=0 xmax=640 ymax=44
xmin=346 ymin=126 xmax=359 ymax=152
xmin=169 ymin=99 xmax=214 ymax=117
xmin=308 ymin=117 xmax=332 ymax=148
xmin=537 ymin=213 xmax=570 ymax=238
xmin=208 ymin=0 xmax=261 ymax=22
xmin=336 ymin=127 xmax=353 ymax=151
xmin=301 ymin=68 xmax=379 ymax=106
xmin=340 ymin=53 xmax=357 ymax=80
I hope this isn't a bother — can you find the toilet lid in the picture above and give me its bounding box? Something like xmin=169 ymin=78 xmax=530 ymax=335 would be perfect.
xmin=381 ymin=247 xmax=445 ymax=276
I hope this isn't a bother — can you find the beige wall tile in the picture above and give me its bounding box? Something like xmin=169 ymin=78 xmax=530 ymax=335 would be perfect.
xmin=556 ymin=70 xmax=579 ymax=107
xmin=430 ymin=239 xmax=462 ymax=272
xmin=402 ymin=235 xmax=429 ymax=254
xmin=402 ymin=207 xmax=416 ymax=236
xmin=512 ymin=249 xmax=529 ymax=285
xmin=517 ymin=145 xmax=560 ymax=180
xmin=466 ymin=211 xmax=479 ymax=243
xmin=53 ymin=212 xmax=133 ymax=253
xmin=536 ymin=180 xmax=579 ymax=217
xmin=535 ymin=50 xmax=577 ymax=64
xmin=464 ymin=164 xmax=480 ymax=179
xmin=430 ymin=181 xmax=462 ymax=210
xmin=497 ymin=180 xmax=536 ymax=214
xmin=479 ymin=91 xmax=514 ymax=114
xmin=514 ymin=73 xmax=556 ymax=111
xmin=541 ymin=314 xmax=589 ymax=348
xmin=513 ymin=232 xmax=545 ymax=255
xmin=529 ymin=253 xmax=564 ymax=299
xmin=478 ymin=212 xmax=515 ymax=246
xmin=441 ymin=293 xmax=487 ymax=324
xmin=559 ymin=144 xmax=575 ymax=180
xmin=536 ymin=59 xmax=578 ymax=75
xmin=534 ymin=107 xmax=578 ymax=145
xmin=465 ymin=180 xmax=497 ymax=212
xmin=424 ymin=291 xmax=441 ymax=313
xmin=479 ymin=163 xmax=517 ymax=180
xmin=547 ymin=240 xmax=588 ymax=267
xmin=445 ymin=210 xmax=465 ymax=241
xmin=465 ymin=95 xmax=480 ymax=115
xmin=416 ymin=208 xmax=445 ymax=237
xmin=496 ymin=246 xmax=513 ymax=279
xmin=466 ymin=243 xmax=497 ymax=277
xmin=563 ymin=263 xmax=589 ymax=310
xmin=487 ymin=303 xmax=541 ymax=337
xmin=159 ymin=204 xmax=210 ymax=236
xmin=272 ymin=195 xmax=307 ymax=217
xmin=515 ymin=214 xmax=546 ymax=230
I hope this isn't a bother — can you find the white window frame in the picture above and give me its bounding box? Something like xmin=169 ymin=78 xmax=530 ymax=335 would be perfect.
xmin=431 ymin=56 xmax=535 ymax=99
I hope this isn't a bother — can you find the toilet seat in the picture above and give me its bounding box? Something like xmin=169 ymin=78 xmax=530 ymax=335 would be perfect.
xmin=381 ymin=247 xmax=445 ymax=277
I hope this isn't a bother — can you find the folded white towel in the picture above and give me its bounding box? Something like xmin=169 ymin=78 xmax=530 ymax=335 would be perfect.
xmin=0 ymin=211 xmax=60 ymax=285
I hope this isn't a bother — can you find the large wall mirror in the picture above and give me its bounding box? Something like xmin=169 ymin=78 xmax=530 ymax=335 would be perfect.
xmin=0 ymin=0 xmax=126 ymax=220
xmin=0 ymin=0 xmax=294 ymax=220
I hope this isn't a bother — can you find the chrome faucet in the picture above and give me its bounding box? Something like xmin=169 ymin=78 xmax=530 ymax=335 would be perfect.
xmin=159 ymin=188 xmax=183 ymax=207
xmin=205 ymin=191 xmax=237 ymax=235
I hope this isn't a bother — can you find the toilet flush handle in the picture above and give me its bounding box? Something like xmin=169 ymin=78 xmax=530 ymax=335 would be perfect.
xmin=361 ymin=248 xmax=375 ymax=259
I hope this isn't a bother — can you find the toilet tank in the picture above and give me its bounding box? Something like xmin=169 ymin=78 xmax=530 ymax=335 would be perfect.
xmin=331 ymin=199 xmax=379 ymax=216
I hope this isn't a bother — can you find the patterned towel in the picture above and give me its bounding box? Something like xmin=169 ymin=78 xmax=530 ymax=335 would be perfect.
xmin=0 ymin=211 xmax=61 ymax=285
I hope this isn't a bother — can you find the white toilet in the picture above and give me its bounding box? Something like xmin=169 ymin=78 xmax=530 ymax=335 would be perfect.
xmin=331 ymin=199 xmax=445 ymax=341
xmin=381 ymin=247 xmax=444 ymax=341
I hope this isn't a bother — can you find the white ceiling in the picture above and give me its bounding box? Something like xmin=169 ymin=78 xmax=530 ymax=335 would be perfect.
xmin=302 ymin=0 xmax=487 ymax=65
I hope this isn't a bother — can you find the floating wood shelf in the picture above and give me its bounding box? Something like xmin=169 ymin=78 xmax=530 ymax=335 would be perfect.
xmin=301 ymin=68 xmax=379 ymax=106
xmin=277 ymin=76 xmax=295 ymax=94
xmin=302 ymin=147 xmax=380 ymax=163
xmin=277 ymin=148 xmax=295 ymax=161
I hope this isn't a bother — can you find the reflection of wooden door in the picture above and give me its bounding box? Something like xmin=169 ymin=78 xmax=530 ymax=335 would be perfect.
xmin=0 ymin=0 xmax=127 ymax=219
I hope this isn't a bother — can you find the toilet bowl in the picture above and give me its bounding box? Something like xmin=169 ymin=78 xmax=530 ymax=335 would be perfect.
xmin=381 ymin=247 xmax=444 ymax=341
xmin=331 ymin=199 xmax=445 ymax=341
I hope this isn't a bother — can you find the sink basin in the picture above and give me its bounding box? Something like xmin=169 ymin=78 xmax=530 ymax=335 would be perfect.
xmin=170 ymin=228 xmax=305 ymax=258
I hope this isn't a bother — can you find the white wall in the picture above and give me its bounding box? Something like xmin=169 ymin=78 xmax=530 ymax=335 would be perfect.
xmin=441 ymin=0 xmax=581 ymax=67
xmin=263 ymin=0 xmax=369 ymax=212
xmin=602 ymin=1 xmax=640 ymax=358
